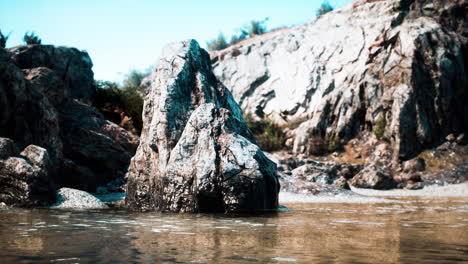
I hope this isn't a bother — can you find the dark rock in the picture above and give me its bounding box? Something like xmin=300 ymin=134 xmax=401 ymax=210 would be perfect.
xmin=0 ymin=143 xmax=56 ymax=206
xmin=0 ymin=138 xmax=18 ymax=159
xmin=7 ymin=45 xmax=95 ymax=100
xmin=125 ymin=40 xmax=280 ymax=213
xmin=0 ymin=44 xmax=138 ymax=205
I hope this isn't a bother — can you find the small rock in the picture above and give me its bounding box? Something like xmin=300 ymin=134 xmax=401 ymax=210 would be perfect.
xmin=405 ymin=182 xmax=424 ymax=190
xmin=51 ymin=188 xmax=108 ymax=209
xmin=456 ymin=134 xmax=466 ymax=145
xmin=446 ymin=133 xmax=456 ymax=142
xmin=402 ymin=157 xmax=425 ymax=173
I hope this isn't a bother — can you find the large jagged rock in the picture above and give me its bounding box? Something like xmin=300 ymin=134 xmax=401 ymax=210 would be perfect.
xmin=0 ymin=45 xmax=138 ymax=206
xmin=213 ymin=0 xmax=467 ymax=161
xmin=125 ymin=40 xmax=280 ymax=213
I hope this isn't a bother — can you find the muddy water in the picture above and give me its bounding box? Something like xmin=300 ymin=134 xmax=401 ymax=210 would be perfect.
xmin=0 ymin=196 xmax=467 ymax=264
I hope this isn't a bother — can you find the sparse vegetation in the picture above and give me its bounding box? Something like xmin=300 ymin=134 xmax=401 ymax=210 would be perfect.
xmin=244 ymin=114 xmax=285 ymax=152
xmin=23 ymin=32 xmax=42 ymax=45
xmin=207 ymin=18 xmax=269 ymax=51
xmin=373 ymin=113 xmax=386 ymax=140
xmin=0 ymin=30 xmax=10 ymax=48
xmin=207 ymin=33 xmax=229 ymax=51
xmin=307 ymin=135 xmax=342 ymax=155
xmin=316 ymin=1 xmax=334 ymax=18
xmin=93 ymin=69 xmax=150 ymax=134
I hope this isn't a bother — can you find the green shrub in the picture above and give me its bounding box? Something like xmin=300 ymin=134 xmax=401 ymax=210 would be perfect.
xmin=93 ymin=69 xmax=148 ymax=133
xmin=207 ymin=18 xmax=270 ymax=51
xmin=0 ymin=30 xmax=10 ymax=49
xmin=23 ymin=32 xmax=41 ymax=45
xmin=244 ymin=114 xmax=285 ymax=152
xmin=245 ymin=18 xmax=268 ymax=37
xmin=373 ymin=113 xmax=386 ymax=140
xmin=207 ymin=33 xmax=229 ymax=51
xmin=316 ymin=1 xmax=334 ymax=18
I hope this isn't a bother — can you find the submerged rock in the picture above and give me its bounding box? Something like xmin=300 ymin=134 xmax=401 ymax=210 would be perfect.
xmin=51 ymin=188 xmax=108 ymax=209
xmin=125 ymin=40 xmax=280 ymax=213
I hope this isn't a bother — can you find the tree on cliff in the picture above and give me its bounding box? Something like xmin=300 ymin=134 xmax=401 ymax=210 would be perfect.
xmin=207 ymin=33 xmax=229 ymax=51
xmin=0 ymin=30 xmax=10 ymax=48
xmin=316 ymin=1 xmax=334 ymax=18
xmin=23 ymin=32 xmax=42 ymax=45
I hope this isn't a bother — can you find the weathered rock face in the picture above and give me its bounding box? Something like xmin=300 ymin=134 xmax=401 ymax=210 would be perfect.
xmin=125 ymin=40 xmax=280 ymax=213
xmin=0 ymin=45 xmax=138 ymax=206
xmin=213 ymin=0 xmax=467 ymax=161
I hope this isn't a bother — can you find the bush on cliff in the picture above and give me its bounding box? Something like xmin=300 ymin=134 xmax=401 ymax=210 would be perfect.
xmin=207 ymin=18 xmax=269 ymax=51
xmin=93 ymin=69 xmax=148 ymax=134
xmin=0 ymin=30 xmax=10 ymax=48
xmin=244 ymin=114 xmax=285 ymax=151
xmin=23 ymin=32 xmax=42 ymax=45
xmin=316 ymin=1 xmax=334 ymax=18
xmin=207 ymin=33 xmax=229 ymax=51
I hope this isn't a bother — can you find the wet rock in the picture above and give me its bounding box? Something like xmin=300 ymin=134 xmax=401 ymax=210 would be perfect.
xmin=51 ymin=188 xmax=108 ymax=209
xmin=125 ymin=40 xmax=279 ymax=213
xmin=349 ymin=163 xmax=397 ymax=190
xmin=213 ymin=0 xmax=467 ymax=160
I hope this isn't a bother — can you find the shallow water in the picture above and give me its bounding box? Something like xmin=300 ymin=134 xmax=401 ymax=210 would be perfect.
xmin=1 ymin=196 xmax=467 ymax=264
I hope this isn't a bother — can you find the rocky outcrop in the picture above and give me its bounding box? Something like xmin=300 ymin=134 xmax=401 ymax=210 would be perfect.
xmin=0 ymin=45 xmax=138 ymax=206
xmin=213 ymin=0 xmax=467 ymax=162
xmin=125 ymin=40 xmax=280 ymax=213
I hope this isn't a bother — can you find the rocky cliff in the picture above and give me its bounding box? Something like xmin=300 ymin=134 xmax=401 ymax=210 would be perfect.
xmin=212 ymin=0 xmax=467 ymax=162
xmin=0 ymin=45 xmax=138 ymax=206
xmin=125 ymin=40 xmax=280 ymax=213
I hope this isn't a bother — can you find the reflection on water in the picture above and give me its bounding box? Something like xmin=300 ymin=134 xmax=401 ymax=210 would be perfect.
xmin=0 ymin=197 xmax=467 ymax=264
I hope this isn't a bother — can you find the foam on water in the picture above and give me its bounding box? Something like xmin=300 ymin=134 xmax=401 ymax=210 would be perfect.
xmin=279 ymin=192 xmax=396 ymax=204
xmin=349 ymin=183 xmax=468 ymax=197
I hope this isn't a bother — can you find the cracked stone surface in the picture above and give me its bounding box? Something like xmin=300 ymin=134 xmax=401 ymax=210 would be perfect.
xmin=125 ymin=40 xmax=280 ymax=213
xmin=213 ymin=0 xmax=467 ymax=160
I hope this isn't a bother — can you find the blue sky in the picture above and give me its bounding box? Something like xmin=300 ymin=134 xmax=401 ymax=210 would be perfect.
xmin=1 ymin=0 xmax=353 ymax=82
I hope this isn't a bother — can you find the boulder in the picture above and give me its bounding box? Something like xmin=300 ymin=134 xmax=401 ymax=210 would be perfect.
xmin=402 ymin=157 xmax=426 ymax=173
xmin=213 ymin=0 xmax=467 ymax=160
xmin=125 ymin=40 xmax=280 ymax=213
xmin=349 ymin=163 xmax=397 ymax=190
xmin=0 ymin=143 xmax=56 ymax=206
xmin=51 ymin=188 xmax=108 ymax=209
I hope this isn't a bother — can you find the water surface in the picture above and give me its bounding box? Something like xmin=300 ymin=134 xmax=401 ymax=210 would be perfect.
xmin=1 ymin=196 xmax=467 ymax=264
